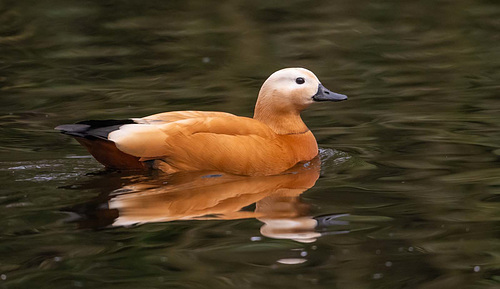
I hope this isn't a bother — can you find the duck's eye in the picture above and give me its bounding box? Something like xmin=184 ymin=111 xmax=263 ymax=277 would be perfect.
xmin=295 ymin=77 xmax=305 ymax=85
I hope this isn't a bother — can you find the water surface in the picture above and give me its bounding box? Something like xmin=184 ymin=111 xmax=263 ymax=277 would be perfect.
xmin=1 ymin=0 xmax=500 ymax=288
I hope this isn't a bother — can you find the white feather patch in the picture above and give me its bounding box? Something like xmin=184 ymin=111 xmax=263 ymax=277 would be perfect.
xmin=108 ymin=124 xmax=167 ymax=157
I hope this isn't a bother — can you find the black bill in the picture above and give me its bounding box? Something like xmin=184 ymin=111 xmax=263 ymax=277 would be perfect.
xmin=312 ymin=83 xmax=348 ymax=102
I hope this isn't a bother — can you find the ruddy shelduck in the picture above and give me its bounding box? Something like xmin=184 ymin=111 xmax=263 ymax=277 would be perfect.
xmin=56 ymin=68 xmax=347 ymax=175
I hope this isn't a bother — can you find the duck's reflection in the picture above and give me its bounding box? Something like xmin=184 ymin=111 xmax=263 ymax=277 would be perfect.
xmin=74 ymin=156 xmax=349 ymax=242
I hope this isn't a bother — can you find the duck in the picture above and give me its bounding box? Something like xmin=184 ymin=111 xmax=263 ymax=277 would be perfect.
xmin=55 ymin=68 xmax=347 ymax=176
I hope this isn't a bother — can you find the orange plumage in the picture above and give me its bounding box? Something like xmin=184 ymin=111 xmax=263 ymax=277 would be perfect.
xmin=56 ymin=68 xmax=347 ymax=176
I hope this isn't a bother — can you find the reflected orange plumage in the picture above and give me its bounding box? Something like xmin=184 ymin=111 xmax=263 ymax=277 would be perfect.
xmin=56 ymin=68 xmax=347 ymax=176
xmin=108 ymin=158 xmax=321 ymax=226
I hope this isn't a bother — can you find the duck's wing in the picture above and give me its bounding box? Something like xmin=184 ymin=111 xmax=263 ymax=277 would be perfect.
xmin=108 ymin=115 xmax=295 ymax=175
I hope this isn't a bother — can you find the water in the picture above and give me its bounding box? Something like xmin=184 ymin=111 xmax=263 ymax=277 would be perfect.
xmin=1 ymin=0 xmax=500 ymax=288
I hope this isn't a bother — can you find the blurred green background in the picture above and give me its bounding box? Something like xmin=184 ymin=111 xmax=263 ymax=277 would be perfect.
xmin=1 ymin=0 xmax=499 ymax=288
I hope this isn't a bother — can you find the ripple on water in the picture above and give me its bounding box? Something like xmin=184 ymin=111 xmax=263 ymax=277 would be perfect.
xmin=0 ymin=158 xmax=98 ymax=183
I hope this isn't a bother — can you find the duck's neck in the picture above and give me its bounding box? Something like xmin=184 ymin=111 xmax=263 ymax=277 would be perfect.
xmin=253 ymin=102 xmax=309 ymax=135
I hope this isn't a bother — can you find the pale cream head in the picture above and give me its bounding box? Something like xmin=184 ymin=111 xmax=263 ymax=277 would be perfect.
xmin=256 ymin=68 xmax=321 ymax=113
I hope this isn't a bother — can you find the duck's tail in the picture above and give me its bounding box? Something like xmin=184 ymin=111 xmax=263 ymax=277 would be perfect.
xmin=55 ymin=119 xmax=135 ymax=139
xmin=55 ymin=119 xmax=147 ymax=170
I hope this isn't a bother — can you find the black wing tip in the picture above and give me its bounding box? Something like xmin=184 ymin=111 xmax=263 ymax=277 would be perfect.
xmin=55 ymin=119 xmax=135 ymax=139
xmin=55 ymin=124 xmax=90 ymax=131
xmin=55 ymin=124 xmax=92 ymax=138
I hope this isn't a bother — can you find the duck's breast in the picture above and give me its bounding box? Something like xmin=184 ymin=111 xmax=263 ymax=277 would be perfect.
xmin=277 ymin=131 xmax=319 ymax=164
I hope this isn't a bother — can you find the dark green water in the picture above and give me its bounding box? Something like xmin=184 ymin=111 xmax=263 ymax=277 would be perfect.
xmin=1 ymin=0 xmax=500 ymax=288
